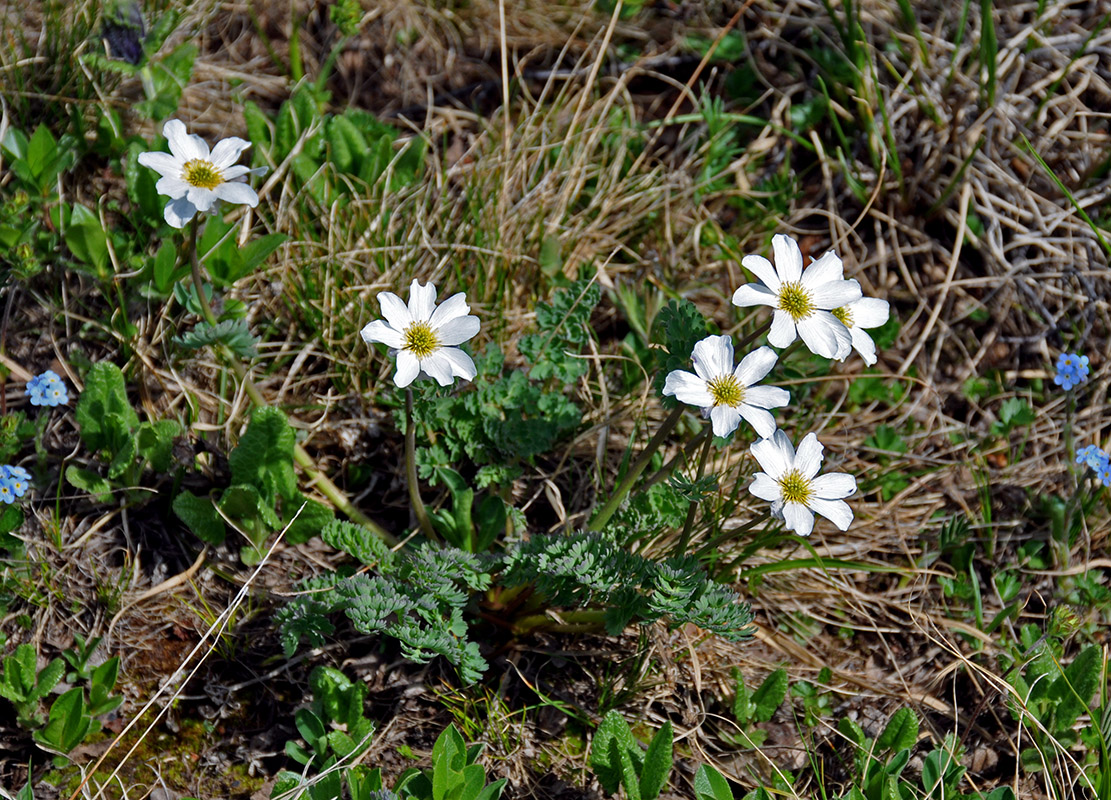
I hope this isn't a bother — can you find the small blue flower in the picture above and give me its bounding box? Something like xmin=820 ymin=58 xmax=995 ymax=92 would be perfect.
xmin=6 ymin=466 xmax=30 ymax=498
xmin=26 ymin=370 xmax=69 ymax=407
xmin=1077 ymin=445 xmax=1108 ymax=471
xmin=1100 ymin=464 xmax=1111 ymax=489
xmin=1054 ymin=353 xmax=1090 ymax=391
xmin=0 ymin=479 xmax=13 ymax=504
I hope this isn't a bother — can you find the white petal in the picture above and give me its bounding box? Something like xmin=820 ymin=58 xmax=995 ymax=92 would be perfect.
xmin=848 ymin=297 xmax=890 ymax=329
xmin=213 ymin=181 xmax=259 ymax=207
xmin=781 ymin=501 xmax=815 ymax=536
xmin=138 ymin=151 xmax=183 ymax=178
xmin=731 ymin=283 xmax=778 ymax=308
xmin=794 ymin=433 xmax=824 ymax=479
xmin=742 ymin=385 xmax=789 ymax=410
xmin=808 ymin=497 xmax=854 ymax=531
xmin=185 ymin=185 xmax=218 ymax=212
xmin=738 ymin=404 xmax=776 ymax=438
xmin=710 ymin=405 xmax=742 ymax=437
xmin=740 ymin=254 xmax=782 ymax=293
xmin=394 ymin=351 xmax=420 ymax=387
xmin=801 ymin=250 xmax=844 ymax=286
xmin=209 ymin=137 xmax=251 ymax=169
xmin=767 ymin=310 xmax=798 ymax=348
xmin=663 ymin=371 xmax=713 ymax=407
xmin=221 ymin=165 xmax=252 ymax=180
xmin=796 ymin=312 xmax=851 ymax=359
xmin=163 ymin=196 xmax=196 ymax=228
xmin=429 ymin=292 xmax=471 ymax=329
xmin=155 ymin=176 xmax=190 ymax=199
xmin=360 ymin=319 xmax=403 ymax=348
xmin=420 ymin=352 xmax=455 ymax=386
xmin=407 ymin=280 xmax=437 ymax=322
xmin=378 ymin=292 xmax=411 ymax=331
xmin=435 ymin=315 xmax=480 ymax=346
xmin=163 ymin=119 xmax=201 ymax=161
xmin=438 ymin=347 xmax=478 ymax=382
xmin=809 ymin=279 xmax=862 ymax=310
xmin=691 ymin=335 xmax=734 ymax=381
xmin=734 ymin=345 xmax=777 ymax=386
xmin=850 ymin=327 xmax=877 ymax=366
xmin=811 ymin=472 xmax=857 ymax=500
xmin=750 ymin=429 xmax=794 ymax=479
xmin=772 ymin=234 xmax=803 ymax=283
xmin=749 ymin=473 xmax=781 ymax=502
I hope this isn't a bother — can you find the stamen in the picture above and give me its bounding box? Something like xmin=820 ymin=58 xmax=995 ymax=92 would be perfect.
xmin=402 ymin=322 xmax=439 ymax=359
xmin=777 ymin=282 xmax=815 ymax=322
xmin=706 ymin=375 xmax=744 ymax=408
xmin=831 ymin=306 xmax=853 ymax=327
xmin=182 ymin=159 xmax=224 ymax=189
xmin=778 ymin=469 xmax=812 ymax=505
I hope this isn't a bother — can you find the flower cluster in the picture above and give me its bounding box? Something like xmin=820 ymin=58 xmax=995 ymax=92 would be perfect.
xmin=138 ymin=119 xmax=265 ymax=228
xmin=0 ymin=465 xmax=31 ymax=504
xmin=1054 ymin=352 xmax=1090 ymax=391
xmin=26 ymin=370 xmax=68 ymax=407
xmin=1076 ymin=445 xmax=1111 ymax=488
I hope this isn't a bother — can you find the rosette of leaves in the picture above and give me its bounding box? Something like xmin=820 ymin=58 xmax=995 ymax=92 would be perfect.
xmin=66 ymin=362 xmax=181 ymax=504
xmin=173 ymin=406 xmax=333 ymax=563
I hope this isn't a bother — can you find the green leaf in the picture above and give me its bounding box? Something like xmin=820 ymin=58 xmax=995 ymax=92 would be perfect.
xmin=174 ymin=319 xmax=259 ymax=359
xmin=876 ymin=707 xmax=918 ymax=752
xmin=172 ymin=491 xmax=226 ymax=545
xmin=320 ymin=519 xmax=392 ymax=566
xmin=34 ymin=687 xmax=92 ymax=754
xmin=74 ymin=363 xmax=139 ymax=452
xmin=220 ymin=483 xmax=279 ymax=532
xmin=837 ymin=716 xmax=866 ymax=749
xmin=1050 ymin=644 xmax=1101 ymax=731
xmin=229 ymin=407 xmax=298 ymax=503
xmin=65 ymin=203 xmax=109 ymax=277
xmin=591 ymin=711 xmax=635 ymax=796
xmin=282 ymin=496 xmax=334 ymax=545
xmin=693 ymin=764 xmax=734 ymax=800
xmin=137 ymin=419 xmax=181 ymax=473
xmin=65 ymin=466 xmax=113 ymax=504
xmin=751 ymin=668 xmax=787 ymax=723
xmin=25 ymin=124 xmax=59 ymax=189
xmin=639 ymin=721 xmax=673 ymax=800
xmin=135 ymin=42 xmax=196 ymax=120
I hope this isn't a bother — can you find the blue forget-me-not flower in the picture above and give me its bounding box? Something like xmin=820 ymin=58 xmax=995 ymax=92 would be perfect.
xmin=1054 ymin=353 xmax=1090 ymax=391
xmin=26 ymin=370 xmax=68 ymax=407
xmin=0 ymin=465 xmax=31 ymax=504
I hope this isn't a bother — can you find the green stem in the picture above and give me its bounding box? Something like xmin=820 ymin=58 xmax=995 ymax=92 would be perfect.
xmin=588 ymin=406 xmax=685 ymax=532
xmin=512 ymin=608 xmax=609 ymax=636
xmin=187 ymin=219 xmax=396 ymax=546
xmin=674 ymin=427 xmax=715 ymax=557
xmin=639 ymin=426 xmax=711 ymax=494
xmin=405 ymin=389 xmax=436 ymax=542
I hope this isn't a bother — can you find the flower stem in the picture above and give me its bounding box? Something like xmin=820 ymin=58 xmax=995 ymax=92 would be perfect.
xmin=588 ymin=406 xmax=684 ymax=531
xmin=186 ymin=219 xmax=396 ymax=546
xmin=674 ymin=425 xmax=715 ymax=557
xmin=405 ymin=389 xmax=437 ymax=542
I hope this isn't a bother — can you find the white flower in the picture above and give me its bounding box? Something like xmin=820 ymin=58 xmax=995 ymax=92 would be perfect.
xmin=137 ymin=119 xmax=263 ymax=228
xmin=663 ymin=337 xmax=789 ymax=438
xmin=360 ymin=279 xmax=480 ymax=388
xmin=748 ymin=430 xmax=856 ymax=536
xmin=831 ymin=296 xmax=890 ymax=366
xmin=732 ymin=234 xmax=862 ymax=360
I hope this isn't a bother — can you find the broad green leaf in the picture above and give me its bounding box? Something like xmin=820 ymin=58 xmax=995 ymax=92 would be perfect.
xmin=65 ymin=203 xmax=109 ymax=276
xmin=74 ymin=363 xmax=139 ymax=452
xmin=65 ymin=466 xmax=113 ymax=504
xmin=34 ymin=687 xmax=92 ymax=753
xmin=137 ymin=419 xmax=181 ymax=473
xmin=590 ymin=711 xmax=635 ymax=796
xmin=693 ymin=764 xmax=734 ymax=800
xmin=639 ymin=720 xmax=673 ymax=800
xmin=876 ymin=707 xmax=918 ymax=752
xmin=282 ymin=496 xmax=334 ymax=545
xmin=228 ymin=407 xmax=298 ymax=503
xmin=751 ymin=668 xmax=787 ymax=723
xmin=1050 ymin=644 xmax=1101 ymax=731
xmin=25 ymin=124 xmax=58 ymax=188
xmin=172 ymin=491 xmax=226 ymax=545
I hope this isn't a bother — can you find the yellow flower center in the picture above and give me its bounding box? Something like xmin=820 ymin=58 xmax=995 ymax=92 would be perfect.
xmin=402 ymin=322 xmax=439 ymax=358
xmin=181 ymin=159 xmax=224 ymax=189
xmin=778 ymin=469 xmax=812 ymax=505
xmin=706 ymin=375 xmax=744 ymax=408
xmin=777 ymin=282 xmax=815 ymax=322
xmin=831 ymin=306 xmax=853 ymax=327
